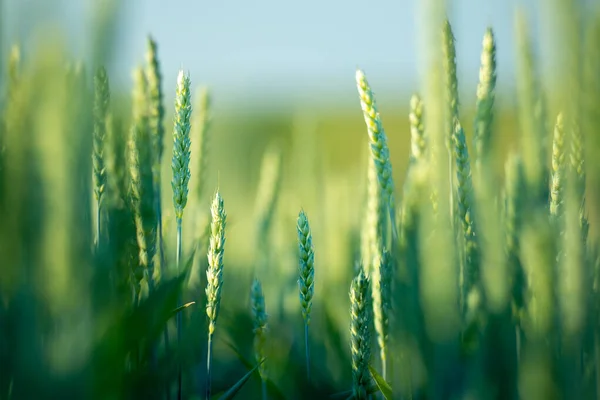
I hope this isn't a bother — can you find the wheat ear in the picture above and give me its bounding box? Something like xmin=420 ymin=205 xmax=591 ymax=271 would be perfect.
xmin=205 ymin=191 xmax=226 ymax=400
xmin=297 ymin=209 xmax=315 ymax=380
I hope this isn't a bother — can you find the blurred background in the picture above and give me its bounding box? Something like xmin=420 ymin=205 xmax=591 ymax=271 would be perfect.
xmin=2 ymin=0 xmax=600 ymax=398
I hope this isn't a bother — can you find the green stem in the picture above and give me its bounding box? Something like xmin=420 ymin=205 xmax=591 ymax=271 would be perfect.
xmin=305 ymin=322 xmax=310 ymax=381
xmin=95 ymin=203 xmax=101 ymax=251
xmin=206 ymin=332 xmax=213 ymax=400
xmin=176 ymin=218 xmax=182 ymax=400
xmin=261 ymin=378 xmax=267 ymax=400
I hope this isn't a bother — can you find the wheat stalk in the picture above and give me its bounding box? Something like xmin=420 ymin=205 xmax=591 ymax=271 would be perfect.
xmin=350 ymin=269 xmax=372 ymax=400
xmin=251 ymin=278 xmax=268 ymax=400
xmin=171 ymin=69 xmax=192 ymax=400
xmin=206 ymin=191 xmax=226 ymax=400
xmin=297 ymin=209 xmax=314 ymax=380
xmin=93 ymin=66 xmax=110 ymax=249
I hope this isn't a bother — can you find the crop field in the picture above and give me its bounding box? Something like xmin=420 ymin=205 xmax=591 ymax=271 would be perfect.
xmin=1 ymin=1 xmax=600 ymax=399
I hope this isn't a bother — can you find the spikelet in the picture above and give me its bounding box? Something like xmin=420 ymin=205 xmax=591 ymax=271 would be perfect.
xmin=172 ymin=70 xmax=192 ymax=222
xmin=360 ymin=156 xmax=384 ymax=276
xmin=145 ymin=36 xmax=165 ymax=183
xmin=350 ymin=269 xmax=372 ymax=400
xmin=254 ymin=145 xmax=283 ymax=257
xmin=206 ymin=191 xmax=226 ymax=335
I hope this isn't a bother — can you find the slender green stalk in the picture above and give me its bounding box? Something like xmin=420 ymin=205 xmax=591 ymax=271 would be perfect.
xmin=93 ymin=66 xmax=110 ymax=250
xmin=251 ymin=278 xmax=268 ymax=400
xmin=171 ymin=69 xmax=192 ymax=400
xmin=297 ymin=209 xmax=314 ymax=380
xmin=206 ymin=192 xmax=226 ymax=400
xmin=350 ymin=269 xmax=372 ymax=400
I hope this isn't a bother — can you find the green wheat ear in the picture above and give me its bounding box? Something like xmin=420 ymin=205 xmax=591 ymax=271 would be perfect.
xmin=350 ymin=269 xmax=372 ymax=400
xmin=372 ymin=249 xmax=391 ymax=379
xmin=355 ymin=69 xmax=395 ymax=215
xmin=172 ymin=70 xmax=192 ymax=222
xmin=206 ymin=191 xmax=226 ymax=335
xmin=297 ymin=209 xmax=315 ymax=379
xmin=205 ymin=190 xmax=226 ymax=399
xmin=473 ymin=27 xmax=497 ymax=170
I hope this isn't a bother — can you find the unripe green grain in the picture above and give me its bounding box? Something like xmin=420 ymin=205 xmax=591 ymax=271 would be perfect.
xmin=297 ymin=209 xmax=315 ymax=379
xmin=371 ymin=250 xmax=391 ymax=379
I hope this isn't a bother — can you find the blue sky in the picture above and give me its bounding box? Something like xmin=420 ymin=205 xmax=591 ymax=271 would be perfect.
xmin=4 ymin=0 xmax=557 ymax=110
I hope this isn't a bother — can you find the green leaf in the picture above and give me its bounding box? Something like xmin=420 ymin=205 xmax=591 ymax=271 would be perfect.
xmin=221 ymin=338 xmax=286 ymax=400
xmin=369 ymin=365 xmax=393 ymax=400
xmin=217 ymin=360 xmax=264 ymax=400
xmin=171 ymin=301 xmax=195 ymax=316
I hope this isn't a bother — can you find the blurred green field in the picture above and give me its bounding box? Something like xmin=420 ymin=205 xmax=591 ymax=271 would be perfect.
xmin=2 ymin=1 xmax=600 ymax=400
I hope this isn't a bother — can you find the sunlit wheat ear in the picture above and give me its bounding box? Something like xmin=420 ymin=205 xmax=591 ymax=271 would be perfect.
xmin=350 ymin=269 xmax=372 ymax=400
xmin=205 ymin=191 xmax=226 ymax=399
xmin=550 ymin=113 xmax=565 ymax=218
xmin=92 ymin=66 xmax=110 ymax=247
xmin=128 ymin=67 xmax=156 ymax=301
xmin=355 ymin=69 xmax=395 ymax=218
xmin=297 ymin=209 xmax=314 ymax=379
xmin=206 ymin=191 xmax=226 ymax=334
xmin=372 ymin=249 xmax=391 ymax=380
xmin=172 ymin=70 xmax=192 ymax=222
xmin=251 ymin=278 xmax=268 ymax=399
xmin=473 ymin=27 xmax=497 ymax=170
xmin=409 ymin=94 xmax=426 ymax=165
xmin=192 ymin=87 xmax=212 ymax=204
